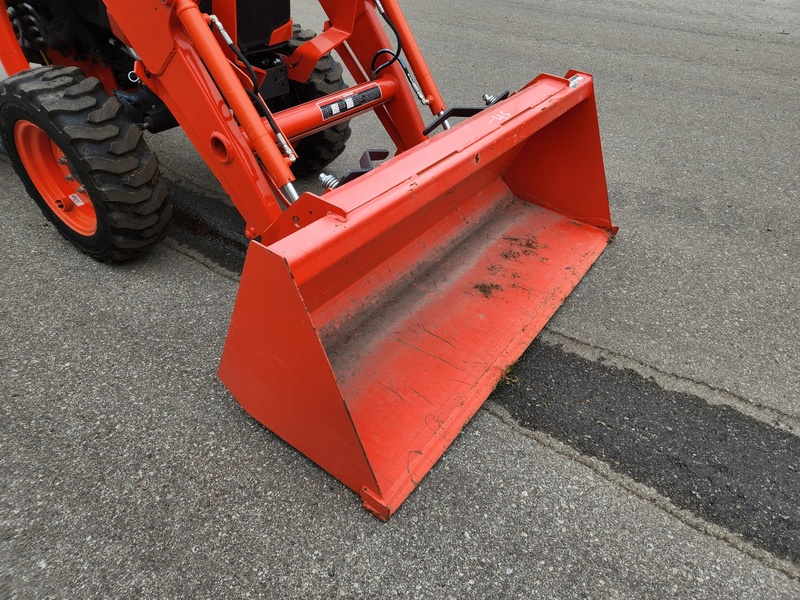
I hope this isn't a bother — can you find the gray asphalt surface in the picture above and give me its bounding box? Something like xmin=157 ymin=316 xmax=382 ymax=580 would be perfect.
xmin=2 ymin=0 xmax=799 ymax=598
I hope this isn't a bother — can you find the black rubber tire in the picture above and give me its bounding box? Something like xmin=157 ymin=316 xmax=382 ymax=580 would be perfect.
xmin=0 ymin=66 xmax=172 ymax=261
xmin=268 ymin=26 xmax=352 ymax=176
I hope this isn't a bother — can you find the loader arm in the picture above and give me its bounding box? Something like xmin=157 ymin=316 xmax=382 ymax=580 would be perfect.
xmin=98 ymin=0 xmax=440 ymax=239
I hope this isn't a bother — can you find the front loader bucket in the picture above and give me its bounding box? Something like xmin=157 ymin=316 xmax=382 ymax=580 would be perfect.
xmin=218 ymin=71 xmax=615 ymax=519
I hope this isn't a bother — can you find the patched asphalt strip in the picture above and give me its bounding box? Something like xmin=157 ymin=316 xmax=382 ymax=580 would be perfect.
xmin=167 ymin=184 xmax=799 ymax=566
xmin=491 ymin=341 xmax=800 ymax=564
xmin=168 ymin=185 xmax=248 ymax=273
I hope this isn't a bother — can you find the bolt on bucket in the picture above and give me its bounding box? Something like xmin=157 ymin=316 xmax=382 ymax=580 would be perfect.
xmin=218 ymin=71 xmax=616 ymax=519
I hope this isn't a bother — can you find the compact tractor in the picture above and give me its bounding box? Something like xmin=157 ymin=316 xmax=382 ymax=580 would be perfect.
xmin=0 ymin=0 xmax=615 ymax=518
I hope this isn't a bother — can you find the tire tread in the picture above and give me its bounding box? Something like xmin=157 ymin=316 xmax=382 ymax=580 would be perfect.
xmin=0 ymin=66 xmax=171 ymax=261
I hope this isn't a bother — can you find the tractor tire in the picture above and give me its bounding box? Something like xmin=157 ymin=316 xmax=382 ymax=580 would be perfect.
xmin=0 ymin=66 xmax=172 ymax=261
xmin=268 ymin=26 xmax=352 ymax=176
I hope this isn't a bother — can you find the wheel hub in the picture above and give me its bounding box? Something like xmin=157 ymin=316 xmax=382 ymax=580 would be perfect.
xmin=13 ymin=120 xmax=97 ymax=236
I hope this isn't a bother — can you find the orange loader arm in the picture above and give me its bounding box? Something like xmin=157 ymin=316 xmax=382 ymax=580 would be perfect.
xmin=98 ymin=0 xmax=445 ymax=240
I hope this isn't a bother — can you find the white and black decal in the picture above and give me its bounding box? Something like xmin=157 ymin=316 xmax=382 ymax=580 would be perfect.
xmin=319 ymin=85 xmax=382 ymax=120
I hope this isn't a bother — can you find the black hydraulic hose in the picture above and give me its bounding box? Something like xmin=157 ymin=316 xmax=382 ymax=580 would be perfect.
xmin=206 ymin=15 xmax=286 ymax=145
xmin=224 ymin=36 xmax=284 ymax=138
xmin=370 ymin=2 xmax=403 ymax=78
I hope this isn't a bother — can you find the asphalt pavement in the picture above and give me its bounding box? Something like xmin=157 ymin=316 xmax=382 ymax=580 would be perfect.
xmin=2 ymin=0 xmax=799 ymax=598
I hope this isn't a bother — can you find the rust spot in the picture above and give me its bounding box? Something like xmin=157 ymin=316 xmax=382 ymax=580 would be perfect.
xmin=474 ymin=282 xmax=503 ymax=298
xmin=488 ymin=263 xmax=503 ymax=274
xmin=501 ymin=249 xmax=520 ymax=260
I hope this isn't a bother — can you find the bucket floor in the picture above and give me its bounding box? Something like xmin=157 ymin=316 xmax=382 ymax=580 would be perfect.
xmin=327 ymin=197 xmax=611 ymax=512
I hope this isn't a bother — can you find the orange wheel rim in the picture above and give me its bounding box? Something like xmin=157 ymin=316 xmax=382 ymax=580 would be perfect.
xmin=14 ymin=120 xmax=97 ymax=236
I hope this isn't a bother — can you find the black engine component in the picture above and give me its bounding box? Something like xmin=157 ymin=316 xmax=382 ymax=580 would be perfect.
xmin=115 ymin=87 xmax=178 ymax=133
xmin=255 ymin=53 xmax=289 ymax=100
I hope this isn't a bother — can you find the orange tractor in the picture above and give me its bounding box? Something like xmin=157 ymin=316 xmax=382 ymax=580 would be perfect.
xmin=0 ymin=0 xmax=615 ymax=518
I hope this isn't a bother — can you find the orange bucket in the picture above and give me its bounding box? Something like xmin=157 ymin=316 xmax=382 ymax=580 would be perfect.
xmin=219 ymin=71 xmax=616 ymax=519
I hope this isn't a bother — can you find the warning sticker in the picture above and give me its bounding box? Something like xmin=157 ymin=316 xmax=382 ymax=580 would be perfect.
xmin=319 ymin=85 xmax=382 ymax=120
